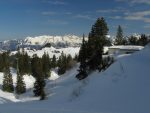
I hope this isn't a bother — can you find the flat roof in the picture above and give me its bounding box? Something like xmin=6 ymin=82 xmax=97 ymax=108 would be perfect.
xmin=109 ymin=45 xmax=144 ymax=50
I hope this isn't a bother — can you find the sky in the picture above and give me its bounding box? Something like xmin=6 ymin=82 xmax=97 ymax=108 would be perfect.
xmin=0 ymin=0 xmax=149 ymax=40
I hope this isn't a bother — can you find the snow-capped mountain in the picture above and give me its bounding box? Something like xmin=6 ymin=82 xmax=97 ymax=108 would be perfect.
xmin=24 ymin=34 xmax=84 ymax=47
xmin=0 ymin=39 xmax=21 ymax=51
xmin=0 ymin=35 xmax=85 ymax=51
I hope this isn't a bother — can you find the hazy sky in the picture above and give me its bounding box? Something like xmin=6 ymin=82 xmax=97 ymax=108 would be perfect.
xmin=0 ymin=0 xmax=149 ymax=40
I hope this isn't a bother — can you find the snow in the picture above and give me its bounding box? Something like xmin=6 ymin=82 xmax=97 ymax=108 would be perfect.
xmin=0 ymin=68 xmax=60 ymax=104
xmin=103 ymin=46 xmax=109 ymax=54
xmin=108 ymin=45 xmax=144 ymax=50
xmin=19 ymin=47 xmax=80 ymax=58
xmin=0 ymin=44 xmax=150 ymax=113
xmin=48 ymin=70 xmax=59 ymax=80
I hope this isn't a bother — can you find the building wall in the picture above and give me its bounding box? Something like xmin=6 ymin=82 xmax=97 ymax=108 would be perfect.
xmin=108 ymin=48 xmax=139 ymax=55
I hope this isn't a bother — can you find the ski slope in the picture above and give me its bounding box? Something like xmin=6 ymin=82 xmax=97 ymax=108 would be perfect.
xmin=0 ymin=44 xmax=150 ymax=113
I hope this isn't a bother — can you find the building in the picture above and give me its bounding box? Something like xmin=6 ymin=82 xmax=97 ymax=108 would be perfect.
xmin=108 ymin=45 xmax=144 ymax=55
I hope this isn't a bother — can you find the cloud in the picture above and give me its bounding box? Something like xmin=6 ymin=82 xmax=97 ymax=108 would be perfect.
xmin=116 ymin=0 xmax=150 ymax=5
xmin=96 ymin=8 xmax=128 ymax=14
xmin=47 ymin=0 xmax=67 ymax=5
xmin=48 ymin=20 xmax=68 ymax=25
xmin=124 ymin=10 xmax=150 ymax=23
xmin=144 ymin=25 xmax=150 ymax=28
xmin=109 ymin=16 xmax=122 ymax=19
xmin=42 ymin=11 xmax=72 ymax=16
xmin=131 ymin=0 xmax=150 ymax=4
xmin=63 ymin=12 xmax=72 ymax=15
xmin=97 ymin=9 xmax=120 ymax=13
xmin=74 ymin=14 xmax=94 ymax=20
xmin=42 ymin=11 xmax=57 ymax=15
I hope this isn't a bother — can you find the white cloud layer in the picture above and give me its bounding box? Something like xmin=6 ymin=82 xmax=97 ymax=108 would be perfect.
xmin=74 ymin=14 xmax=94 ymax=20
xmin=47 ymin=0 xmax=67 ymax=5
xmin=124 ymin=10 xmax=150 ymax=23
xmin=116 ymin=0 xmax=150 ymax=5
xmin=48 ymin=20 xmax=68 ymax=25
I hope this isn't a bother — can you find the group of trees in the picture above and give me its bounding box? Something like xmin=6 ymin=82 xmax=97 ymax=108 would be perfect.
xmin=0 ymin=47 xmax=77 ymax=100
xmin=76 ymin=17 xmax=113 ymax=80
xmin=57 ymin=52 xmax=76 ymax=75
xmin=31 ymin=55 xmax=46 ymax=100
xmin=114 ymin=25 xmax=150 ymax=46
xmin=76 ymin=17 xmax=149 ymax=80
xmin=127 ymin=34 xmax=150 ymax=46
xmin=2 ymin=52 xmax=14 ymax=93
xmin=114 ymin=25 xmax=127 ymax=45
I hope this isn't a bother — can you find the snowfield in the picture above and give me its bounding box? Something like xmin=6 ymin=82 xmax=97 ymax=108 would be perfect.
xmin=11 ymin=47 xmax=80 ymax=58
xmin=0 ymin=44 xmax=150 ymax=113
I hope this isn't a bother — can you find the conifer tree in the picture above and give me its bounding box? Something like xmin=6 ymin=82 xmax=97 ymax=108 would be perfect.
xmin=15 ymin=72 xmax=26 ymax=94
xmin=42 ymin=52 xmax=51 ymax=78
xmin=87 ymin=17 xmax=109 ymax=71
xmin=115 ymin=25 xmax=124 ymax=45
xmin=74 ymin=54 xmax=78 ymax=62
xmin=33 ymin=57 xmax=46 ymax=100
xmin=78 ymin=35 xmax=87 ymax=63
xmin=31 ymin=54 xmax=39 ymax=78
xmin=57 ymin=52 xmax=67 ymax=75
xmin=15 ymin=50 xmax=26 ymax=95
xmin=0 ymin=53 xmax=4 ymax=71
xmin=2 ymin=52 xmax=14 ymax=93
xmin=17 ymin=48 xmax=31 ymax=75
xmin=128 ymin=36 xmax=138 ymax=45
xmin=51 ymin=55 xmax=57 ymax=68
xmin=23 ymin=52 xmax=31 ymax=74
xmin=138 ymin=34 xmax=149 ymax=46
xmin=0 ymin=52 xmax=10 ymax=72
xmin=76 ymin=34 xmax=88 ymax=80
xmin=66 ymin=54 xmax=76 ymax=69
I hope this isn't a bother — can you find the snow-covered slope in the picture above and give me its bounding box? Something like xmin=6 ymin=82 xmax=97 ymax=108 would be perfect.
xmin=0 ymin=69 xmax=59 ymax=103
xmin=11 ymin=47 xmax=80 ymax=58
xmin=0 ymin=44 xmax=150 ymax=113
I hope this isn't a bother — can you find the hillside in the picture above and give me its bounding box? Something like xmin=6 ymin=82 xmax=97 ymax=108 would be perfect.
xmin=0 ymin=44 xmax=149 ymax=113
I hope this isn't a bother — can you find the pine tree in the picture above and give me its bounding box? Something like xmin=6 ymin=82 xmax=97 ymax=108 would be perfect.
xmin=0 ymin=53 xmax=4 ymax=71
xmin=42 ymin=52 xmax=51 ymax=78
xmin=66 ymin=54 xmax=76 ymax=69
xmin=128 ymin=36 xmax=138 ymax=45
xmin=2 ymin=68 xmax=14 ymax=93
xmin=15 ymin=72 xmax=26 ymax=94
xmin=23 ymin=52 xmax=31 ymax=74
xmin=51 ymin=55 xmax=57 ymax=68
xmin=87 ymin=17 xmax=109 ymax=71
xmin=76 ymin=34 xmax=88 ymax=80
xmin=74 ymin=54 xmax=78 ymax=62
xmin=15 ymin=51 xmax=26 ymax=95
xmin=78 ymin=35 xmax=87 ymax=63
xmin=115 ymin=25 xmax=124 ymax=45
xmin=138 ymin=34 xmax=149 ymax=46
xmin=17 ymin=48 xmax=31 ymax=75
xmin=33 ymin=57 xmax=46 ymax=100
xmin=0 ymin=52 xmax=10 ymax=72
xmin=2 ymin=52 xmax=14 ymax=93
xmin=57 ymin=52 xmax=67 ymax=75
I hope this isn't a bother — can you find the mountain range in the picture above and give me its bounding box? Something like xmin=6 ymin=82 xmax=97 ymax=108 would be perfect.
xmin=0 ymin=35 xmax=85 ymax=51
